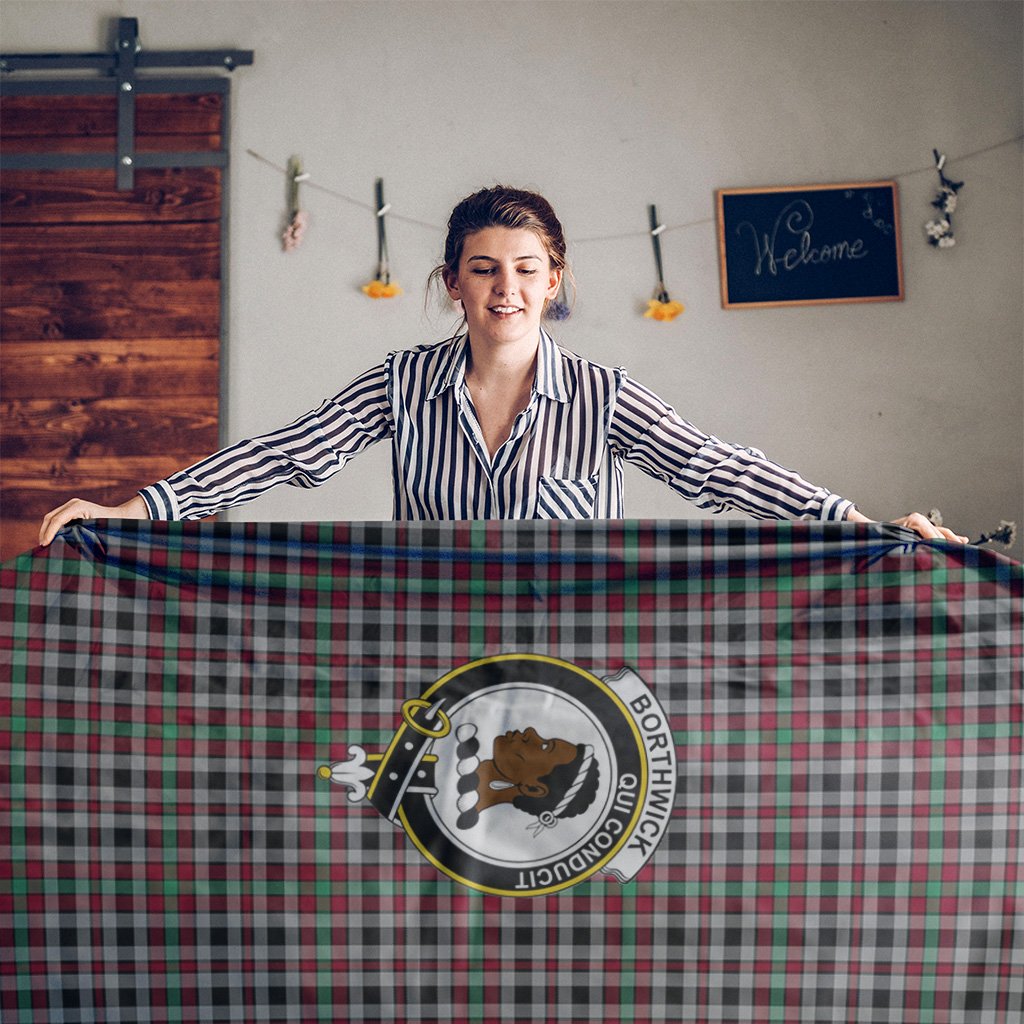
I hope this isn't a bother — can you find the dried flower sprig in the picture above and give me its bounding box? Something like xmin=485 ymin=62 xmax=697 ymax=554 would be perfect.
xmin=282 ymin=210 xmax=308 ymax=252
xmin=933 ymin=510 xmax=1017 ymax=549
xmin=644 ymin=204 xmax=684 ymax=323
xmin=972 ymin=520 xmax=1017 ymax=548
xmin=282 ymin=156 xmax=310 ymax=252
xmin=924 ymin=150 xmax=963 ymax=249
xmin=362 ymin=177 xmax=401 ymax=299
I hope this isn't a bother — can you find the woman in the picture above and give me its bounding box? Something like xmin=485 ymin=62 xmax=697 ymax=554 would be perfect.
xmin=38 ymin=186 xmax=967 ymax=544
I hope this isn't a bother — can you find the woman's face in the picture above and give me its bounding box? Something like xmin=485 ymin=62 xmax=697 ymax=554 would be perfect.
xmin=445 ymin=227 xmax=561 ymax=350
xmin=492 ymin=727 xmax=577 ymax=796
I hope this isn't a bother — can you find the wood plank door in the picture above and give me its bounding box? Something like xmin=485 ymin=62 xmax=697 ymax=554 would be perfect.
xmin=1 ymin=91 xmax=223 ymax=561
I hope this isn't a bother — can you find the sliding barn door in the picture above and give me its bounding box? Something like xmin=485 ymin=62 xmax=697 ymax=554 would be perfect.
xmin=1 ymin=91 xmax=224 ymax=561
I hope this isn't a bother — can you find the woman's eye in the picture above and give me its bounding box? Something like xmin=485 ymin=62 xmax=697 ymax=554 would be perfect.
xmin=468 ymin=265 xmax=538 ymax=277
xmin=541 ymin=742 xmax=550 ymax=751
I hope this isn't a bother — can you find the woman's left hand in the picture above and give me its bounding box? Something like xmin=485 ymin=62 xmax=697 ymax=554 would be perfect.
xmin=847 ymin=509 xmax=969 ymax=544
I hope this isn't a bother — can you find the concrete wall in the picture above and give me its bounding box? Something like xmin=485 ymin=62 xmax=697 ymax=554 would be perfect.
xmin=4 ymin=0 xmax=1021 ymax=553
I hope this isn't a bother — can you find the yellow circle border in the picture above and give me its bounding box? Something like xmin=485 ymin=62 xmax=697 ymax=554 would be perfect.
xmin=396 ymin=653 xmax=648 ymax=897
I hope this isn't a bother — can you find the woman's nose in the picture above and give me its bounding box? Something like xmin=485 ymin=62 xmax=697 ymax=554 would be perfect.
xmin=493 ymin=271 xmax=517 ymax=295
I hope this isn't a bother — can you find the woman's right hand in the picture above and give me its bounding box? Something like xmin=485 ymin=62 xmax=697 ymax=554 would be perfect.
xmin=39 ymin=494 xmax=150 ymax=547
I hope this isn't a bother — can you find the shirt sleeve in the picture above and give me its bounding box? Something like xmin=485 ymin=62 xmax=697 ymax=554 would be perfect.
xmin=608 ymin=374 xmax=855 ymax=521
xmin=138 ymin=361 xmax=394 ymax=520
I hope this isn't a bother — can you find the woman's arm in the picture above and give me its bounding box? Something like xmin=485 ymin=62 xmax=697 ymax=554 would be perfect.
xmin=37 ymin=361 xmax=394 ymax=545
xmin=140 ymin=363 xmax=393 ymax=520
xmin=610 ymin=376 xmax=968 ymax=543
xmin=610 ymin=376 xmax=853 ymax=520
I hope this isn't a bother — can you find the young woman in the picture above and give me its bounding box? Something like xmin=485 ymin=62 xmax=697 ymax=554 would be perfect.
xmin=38 ymin=186 xmax=967 ymax=545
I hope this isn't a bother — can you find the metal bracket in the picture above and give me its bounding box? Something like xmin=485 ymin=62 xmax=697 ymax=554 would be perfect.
xmin=1 ymin=16 xmax=254 ymax=190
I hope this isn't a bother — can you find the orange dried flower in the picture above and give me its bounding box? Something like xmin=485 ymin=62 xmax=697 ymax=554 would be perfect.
xmin=361 ymin=279 xmax=403 ymax=299
xmin=644 ymin=299 xmax=685 ymax=322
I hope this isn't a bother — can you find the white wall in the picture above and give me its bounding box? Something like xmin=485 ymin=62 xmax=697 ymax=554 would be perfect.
xmin=4 ymin=0 xmax=1022 ymax=554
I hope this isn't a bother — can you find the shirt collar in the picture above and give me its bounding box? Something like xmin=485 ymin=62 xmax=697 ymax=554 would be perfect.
xmin=426 ymin=335 xmax=470 ymax=400
xmin=535 ymin=328 xmax=571 ymax=403
xmin=426 ymin=329 xmax=570 ymax=403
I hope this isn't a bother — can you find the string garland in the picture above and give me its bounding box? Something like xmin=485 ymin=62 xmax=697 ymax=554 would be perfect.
xmin=252 ymin=133 xmax=1021 ymax=323
xmin=246 ymin=134 xmax=1022 ymax=245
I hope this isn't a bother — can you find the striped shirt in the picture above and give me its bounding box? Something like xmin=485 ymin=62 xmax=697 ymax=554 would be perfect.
xmin=139 ymin=331 xmax=854 ymax=522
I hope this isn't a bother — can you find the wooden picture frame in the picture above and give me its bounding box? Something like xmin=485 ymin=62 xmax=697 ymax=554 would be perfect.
xmin=716 ymin=181 xmax=904 ymax=309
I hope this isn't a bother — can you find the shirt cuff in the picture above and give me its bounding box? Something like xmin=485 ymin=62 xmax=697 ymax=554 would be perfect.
xmin=821 ymin=493 xmax=856 ymax=521
xmin=138 ymin=480 xmax=180 ymax=520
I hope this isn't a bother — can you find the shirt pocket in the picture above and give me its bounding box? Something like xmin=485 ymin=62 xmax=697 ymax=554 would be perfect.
xmin=534 ymin=475 xmax=600 ymax=519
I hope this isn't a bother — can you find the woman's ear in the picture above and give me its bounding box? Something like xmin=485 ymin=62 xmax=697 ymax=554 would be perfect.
xmin=547 ymin=267 xmax=562 ymax=300
xmin=444 ymin=270 xmax=461 ymax=302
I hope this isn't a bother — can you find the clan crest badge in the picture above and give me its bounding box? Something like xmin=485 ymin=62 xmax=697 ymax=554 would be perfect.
xmin=319 ymin=655 xmax=676 ymax=896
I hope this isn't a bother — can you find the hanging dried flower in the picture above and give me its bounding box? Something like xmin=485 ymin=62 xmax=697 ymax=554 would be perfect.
xmin=645 ymin=204 xmax=684 ymax=323
xmin=925 ymin=150 xmax=964 ymax=249
xmin=282 ymin=156 xmax=309 ymax=253
xmin=973 ymin=521 xmax=1017 ymax=548
xmin=363 ymin=178 xmax=401 ymax=299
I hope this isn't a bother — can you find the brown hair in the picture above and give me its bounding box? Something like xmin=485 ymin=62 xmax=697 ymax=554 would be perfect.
xmin=428 ymin=185 xmax=573 ymax=320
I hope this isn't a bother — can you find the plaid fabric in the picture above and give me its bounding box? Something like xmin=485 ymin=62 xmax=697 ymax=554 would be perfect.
xmin=1 ymin=520 xmax=1021 ymax=1024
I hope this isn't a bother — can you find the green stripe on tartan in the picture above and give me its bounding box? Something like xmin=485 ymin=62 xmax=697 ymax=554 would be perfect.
xmin=467 ymin=890 xmax=485 ymax=1019
xmin=687 ymin=722 xmax=1016 ymax=745
xmin=620 ymin=878 xmax=638 ymax=1021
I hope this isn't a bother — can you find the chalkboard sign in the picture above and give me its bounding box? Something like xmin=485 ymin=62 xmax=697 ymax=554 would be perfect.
xmin=716 ymin=181 xmax=904 ymax=309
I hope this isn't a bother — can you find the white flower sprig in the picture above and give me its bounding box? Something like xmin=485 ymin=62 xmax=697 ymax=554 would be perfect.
xmin=932 ymin=509 xmax=1017 ymax=548
xmin=924 ymin=150 xmax=963 ymax=249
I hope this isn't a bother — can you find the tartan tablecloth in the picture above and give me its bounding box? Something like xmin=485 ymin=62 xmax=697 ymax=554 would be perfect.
xmin=1 ymin=520 xmax=1021 ymax=1024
